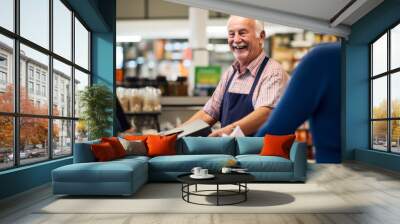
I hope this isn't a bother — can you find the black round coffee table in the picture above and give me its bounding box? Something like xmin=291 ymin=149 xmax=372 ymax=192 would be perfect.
xmin=177 ymin=173 xmax=255 ymax=206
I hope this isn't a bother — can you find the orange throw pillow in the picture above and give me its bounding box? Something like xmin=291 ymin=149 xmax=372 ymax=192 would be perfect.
xmin=124 ymin=135 xmax=149 ymax=141
xmin=146 ymin=134 xmax=177 ymax=157
xmin=101 ymin=137 xmax=126 ymax=158
xmin=259 ymin=134 xmax=296 ymax=159
xmin=91 ymin=142 xmax=117 ymax=161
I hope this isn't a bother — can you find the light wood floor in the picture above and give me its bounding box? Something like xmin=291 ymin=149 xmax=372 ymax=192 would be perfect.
xmin=1 ymin=161 xmax=400 ymax=224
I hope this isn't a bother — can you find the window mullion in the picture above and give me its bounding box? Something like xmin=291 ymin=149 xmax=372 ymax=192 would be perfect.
xmin=388 ymin=29 xmax=391 ymax=153
xmin=13 ymin=0 xmax=20 ymax=167
xmin=48 ymin=0 xmax=54 ymax=160
xmin=71 ymin=10 xmax=76 ymax=153
xmin=370 ymin=45 xmax=373 ymax=149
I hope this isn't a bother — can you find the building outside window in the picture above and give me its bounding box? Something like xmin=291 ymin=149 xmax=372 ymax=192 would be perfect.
xmin=28 ymin=66 xmax=34 ymax=80
xmin=0 ymin=71 xmax=6 ymax=83
xmin=0 ymin=58 xmax=5 ymax=66
xmin=41 ymin=85 xmax=46 ymax=97
xmin=28 ymin=81 xmax=34 ymax=94
xmin=370 ymin=22 xmax=400 ymax=154
xmin=35 ymin=83 xmax=40 ymax=95
xmin=0 ymin=54 xmax=7 ymax=91
xmin=0 ymin=71 xmax=7 ymax=90
xmin=35 ymin=70 xmax=40 ymax=81
xmin=41 ymin=73 xmax=46 ymax=83
xmin=0 ymin=0 xmax=91 ymax=170
xmin=0 ymin=54 xmax=7 ymax=67
xmin=54 ymin=88 xmax=58 ymax=104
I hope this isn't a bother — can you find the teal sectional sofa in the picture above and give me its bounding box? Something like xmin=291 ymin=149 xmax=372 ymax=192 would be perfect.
xmin=52 ymin=137 xmax=307 ymax=196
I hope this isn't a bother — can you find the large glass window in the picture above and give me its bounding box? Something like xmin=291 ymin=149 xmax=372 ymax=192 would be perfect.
xmin=372 ymin=77 xmax=387 ymax=119
xmin=0 ymin=35 xmax=14 ymax=113
xmin=0 ymin=0 xmax=14 ymax=32
xmin=74 ymin=69 xmax=89 ymax=118
xmin=53 ymin=0 xmax=72 ymax=60
xmin=391 ymin=24 xmax=400 ymax=70
xmin=20 ymin=44 xmax=49 ymax=115
xmin=0 ymin=1 xmax=91 ymax=169
xmin=20 ymin=117 xmax=49 ymax=165
xmin=53 ymin=59 xmax=72 ymax=117
xmin=370 ymin=23 xmax=400 ymax=154
xmin=53 ymin=119 xmax=72 ymax=158
xmin=372 ymin=121 xmax=388 ymax=151
xmin=74 ymin=18 xmax=89 ymax=70
xmin=75 ymin=120 xmax=88 ymax=143
xmin=0 ymin=116 xmax=13 ymax=170
xmin=20 ymin=0 xmax=49 ymax=49
xmin=391 ymin=72 xmax=400 ymax=117
xmin=372 ymin=34 xmax=387 ymax=77
xmin=391 ymin=120 xmax=400 ymax=153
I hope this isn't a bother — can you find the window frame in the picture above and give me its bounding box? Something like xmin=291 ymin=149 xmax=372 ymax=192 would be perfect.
xmin=0 ymin=0 xmax=92 ymax=171
xmin=0 ymin=53 xmax=7 ymax=88
xmin=370 ymin=20 xmax=400 ymax=154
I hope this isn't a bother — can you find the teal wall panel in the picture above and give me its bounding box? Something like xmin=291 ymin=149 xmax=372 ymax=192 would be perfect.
xmin=92 ymin=32 xmax=116 ymax=136
xmin=355 ymin=149 xmax=400 ymax=172
xmin=343 ymin=44 xmax=369 ymax=159
xmin=344 ymin=0 xmax=400 ymax=170
xmin=92 ymin=33 xmax=114 ymax=87
xmin=66 ymin=0 xmax=110 ymax=32
xmin=91 ymin=0 xmax=116 ymax=135
xmin=0 ymin=158 xmax=72 ymax=199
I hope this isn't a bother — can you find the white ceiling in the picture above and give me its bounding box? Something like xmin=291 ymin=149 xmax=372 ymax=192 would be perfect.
xmin=166 ymin=0 xmax=384 ymax=38
xmin=117 ymin=19 xmax=303 ymax=40
xmin=227 ymin=0 xmax=352 ymax=23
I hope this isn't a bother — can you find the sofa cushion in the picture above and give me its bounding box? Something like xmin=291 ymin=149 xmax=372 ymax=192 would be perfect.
xmin=73 ymin=139 xmax=101 ymax=163
xmin=101 ymin=137 xmax=127 ymax=158
xmin=119 ymin=138 xmax=147 ymax=156
xmin=147 ymin=134 xmax=177 ymax=157
xmin=236 ymin=137 xmax=264 ymax=155
xmin=236 ymin=155 xmax=293 ymax=172
xmin=149 ymin=154 xmax=235 ymax=172
xmin=124 ymin=135 xmax=150 ymax=141
xmin=179 ymin=137 xmax=235 ymax=155
xmin=91 ymin=142 xmax=118 ymax=161
xmin=115 ymin=155 xmax=150 ymax=164
xmin=53 ymin=158 xmax=147 ymax=183
xmin=260 ymin=134 xmax=296 ymax=159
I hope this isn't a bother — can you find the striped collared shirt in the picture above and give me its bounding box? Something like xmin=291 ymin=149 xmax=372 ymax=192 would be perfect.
xmin=203 ymin=51 xmax=289 ymax=120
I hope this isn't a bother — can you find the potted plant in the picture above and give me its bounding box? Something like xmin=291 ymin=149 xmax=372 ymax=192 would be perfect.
xmin=79 ymin=84 xmax=113 ymax=140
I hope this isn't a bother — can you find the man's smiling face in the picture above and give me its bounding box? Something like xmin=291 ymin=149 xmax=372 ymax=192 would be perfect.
xmin=227 ymin=16 xmax=264 ymax=67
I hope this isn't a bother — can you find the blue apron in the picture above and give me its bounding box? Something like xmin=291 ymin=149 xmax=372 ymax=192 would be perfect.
xmin=219 ymin=56 xmax=269 ymax=135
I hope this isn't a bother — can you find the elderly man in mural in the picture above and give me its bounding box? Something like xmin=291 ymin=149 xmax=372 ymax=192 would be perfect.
xmin=185 ymin=15 xmax=289 ymax=136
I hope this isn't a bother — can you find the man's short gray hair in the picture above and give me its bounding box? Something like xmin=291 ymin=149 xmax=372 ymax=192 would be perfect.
xmin=228 ymin=15 xmax=265 ymax=37
xmin=254 ymin=19 xmax=265 ymax=38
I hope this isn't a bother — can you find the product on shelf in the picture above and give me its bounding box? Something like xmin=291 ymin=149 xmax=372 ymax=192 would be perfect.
xmin=116 ymin=68 xmax=124 ymax=85
xmin=116 ymin=87 xmax=162 ymax=113
xmin=117 ymin=87 xmax=130 ymax=112
xmin=156 ymin=75 xmax=169 ymax=96
xmin=129 ymin=89 xmax=143 ymax=112
xmin=142 ymin=87 xmax=162 ymax=112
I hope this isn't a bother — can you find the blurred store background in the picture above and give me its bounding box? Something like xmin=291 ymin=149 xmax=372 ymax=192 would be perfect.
xmin=116 ymin=0 xmax=339 ymax=158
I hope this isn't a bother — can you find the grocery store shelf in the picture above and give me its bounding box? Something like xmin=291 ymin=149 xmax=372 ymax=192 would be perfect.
xmin=124 ymin=111 xmax=161 ymax=116
xmin=161 ymin=96 xmax=209 ymax=106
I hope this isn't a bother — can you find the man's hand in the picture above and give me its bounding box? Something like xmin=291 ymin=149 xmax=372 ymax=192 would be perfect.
xmin=208 ymin=125 xmax=234 ymax=137
xmin=182 ymin=110 xmax=217 ymax=127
